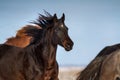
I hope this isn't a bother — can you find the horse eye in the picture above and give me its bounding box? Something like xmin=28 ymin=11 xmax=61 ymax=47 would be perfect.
xmin=55 ymin=28 xmax=60 ymax=32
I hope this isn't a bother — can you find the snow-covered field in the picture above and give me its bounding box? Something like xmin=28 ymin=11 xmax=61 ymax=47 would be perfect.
xmin=59 ymin=67 xmax=84 ymax=80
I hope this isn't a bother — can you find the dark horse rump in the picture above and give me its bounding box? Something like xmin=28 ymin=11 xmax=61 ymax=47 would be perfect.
xmin=77 ymin=43 xmax=120 ymax=80
xmin=0 ymin=11 xmax=73 ymax=80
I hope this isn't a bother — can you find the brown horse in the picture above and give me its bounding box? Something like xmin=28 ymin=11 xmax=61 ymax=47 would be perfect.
xmin=77 ymin=43 xmax=120 ymax=80
xmin=0 ymin=12 xmax=73 ymax=80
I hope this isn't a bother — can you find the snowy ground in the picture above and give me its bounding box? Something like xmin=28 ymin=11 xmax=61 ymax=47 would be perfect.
xmin=59 ymin=67 xmax=84 ymax=80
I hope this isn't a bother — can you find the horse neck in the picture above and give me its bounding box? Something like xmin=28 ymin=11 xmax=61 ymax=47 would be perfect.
xmin=34 ymin=29 xmax=58 ymax=67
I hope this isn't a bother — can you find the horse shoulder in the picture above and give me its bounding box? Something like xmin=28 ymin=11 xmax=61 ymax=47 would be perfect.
xmin=21 ymin=49 xmax=43 ymax=80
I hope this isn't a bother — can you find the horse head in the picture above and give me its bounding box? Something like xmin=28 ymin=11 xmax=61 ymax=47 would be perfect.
xmin=52 ymin=13 xmax=74 ymax=51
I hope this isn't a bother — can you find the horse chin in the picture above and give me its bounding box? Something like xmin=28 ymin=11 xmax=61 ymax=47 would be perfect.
xmin=59 ymin=42 xmax=73 ymax=51
xmin=64 ymin=46 xmax=72 ymax=51
xmin=65 ymin=48 xmax=71 ymax=51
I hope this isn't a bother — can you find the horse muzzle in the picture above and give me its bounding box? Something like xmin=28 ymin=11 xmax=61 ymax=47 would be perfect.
xmin=64 ymin=41 xmax=74 ymax=51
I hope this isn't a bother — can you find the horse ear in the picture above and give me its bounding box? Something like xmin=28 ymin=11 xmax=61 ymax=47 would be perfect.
xmin=53 ymin=14 xmax=58 ymax=22
xmin=61 ymin=13 xmax=65 ymax=21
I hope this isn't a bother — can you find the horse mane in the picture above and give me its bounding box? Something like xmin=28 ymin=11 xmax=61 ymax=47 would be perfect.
xmin=5 ymin=11 xmax=55 ymax=47
xmin=29 ymin=11 xmax=56 ymax=45
xmin=96 ymin=44 xmax=120 ymax=57
xmin=16 ymin=25 xmax=41 ymax=37
xmin=32 ymin=11 xmax=54 ymax=29
xmin=77 ymin=43 xmax=120 ymax=80
xmin=5 ymin=25 xmax=41 ymax=47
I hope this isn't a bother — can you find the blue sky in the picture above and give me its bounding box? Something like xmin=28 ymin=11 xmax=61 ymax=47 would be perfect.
xmin=0 ymin=0 xmax=120 ymax=66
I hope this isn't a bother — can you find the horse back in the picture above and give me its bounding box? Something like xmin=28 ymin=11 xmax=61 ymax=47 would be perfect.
xmin=99 ymin=49 xmax=120 ymax=80
xmin=0 ymin=44 xmax=22 ymax=58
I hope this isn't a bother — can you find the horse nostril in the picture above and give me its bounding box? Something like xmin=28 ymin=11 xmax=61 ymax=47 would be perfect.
xmin=66 ymin=42 xmax=73 ymax=49
xmin=66 ymin=44 xmax=71 ymax=48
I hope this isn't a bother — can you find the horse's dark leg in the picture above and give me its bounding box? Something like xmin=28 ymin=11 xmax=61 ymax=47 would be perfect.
xmin=50 ymin=62 xmax=59 ymax=80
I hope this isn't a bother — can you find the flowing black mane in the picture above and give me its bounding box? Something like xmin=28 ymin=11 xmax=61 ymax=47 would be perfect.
xmin=26 ymin=11 xmax=56 ymax=45
xmin=32 ymin=11 xmax=54 ymax=29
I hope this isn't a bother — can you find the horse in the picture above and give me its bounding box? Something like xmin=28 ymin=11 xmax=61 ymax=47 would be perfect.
xmin=76 ymin=43 xmax=120 ymax=80
xmin=4 ymin=12 xmax=71 ymax=80
xmin=99 ymin=49 xmax=120 ymax=80
xmin=0 ymin=12 xmax=74 ymax=80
